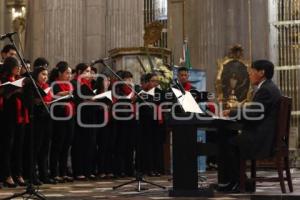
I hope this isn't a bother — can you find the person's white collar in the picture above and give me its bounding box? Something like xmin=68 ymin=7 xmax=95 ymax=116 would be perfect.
xmin=257 ymin=79 xmax=266 ymax=89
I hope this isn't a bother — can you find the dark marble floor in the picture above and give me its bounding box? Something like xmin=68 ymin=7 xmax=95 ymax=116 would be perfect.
xmin=0 ymin=169 xmax=299 ymax=200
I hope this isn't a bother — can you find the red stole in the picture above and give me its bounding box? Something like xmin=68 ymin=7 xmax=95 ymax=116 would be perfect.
xmin=7 ymin=76 xmax=29 ymax=124
xmin=183 ymin=82 xmax=192 ymax=91
xmin=74 ymin=75 xmax=92 ymax=90
xmin=122 ymin=84 xmax=133 ymax=96
xmin=56 ymin=81 xmax=75 ymax=116
xmin=207 ymin=102 xmax=216 ymax=114
xmin=39 ymin=82 xmax=52 ymax=103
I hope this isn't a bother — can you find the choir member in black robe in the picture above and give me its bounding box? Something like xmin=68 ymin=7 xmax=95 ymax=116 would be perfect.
xmin=71 ymin=63 xmax=98 ymax=180
xmin=49 ymin=61 xmax=75 ymax=183
xmin=94 ymin=75 xmax=115 ymax=179
xmin=0 ymin=45 xmax=17 ymax=184
xmin=30 ymin=66 xmax=56 ymax=184
xmin=113 ymin=70 xmax=137 ymax=177
xmin=136 ymin=73 xmax=165 ymax=176
xmin=0 ymin=57 xmax=28 ymax=187
xmin=22 ymin=57 xmax=52 ymax=185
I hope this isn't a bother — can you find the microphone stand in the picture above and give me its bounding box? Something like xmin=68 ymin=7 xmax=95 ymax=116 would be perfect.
xmin=171 ymin=79 xmax=187 ymax=113
xmin=2 ymin=34 xmax=47 ymax=200
xmin=6 ymin=34 xmax=50 ymax=115
xmin=98 ymin=59 xmax=166 ymax=192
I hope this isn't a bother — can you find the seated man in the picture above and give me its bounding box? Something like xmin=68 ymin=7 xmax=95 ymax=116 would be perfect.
xmin=217 ymin=60 xmax=281 ymax=192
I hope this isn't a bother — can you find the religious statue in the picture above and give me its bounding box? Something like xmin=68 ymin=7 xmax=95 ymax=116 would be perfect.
xmin=143 ymin=21 xmax=164 ymax=47
xmin=216 ymin=45 xmax=251 ymax=108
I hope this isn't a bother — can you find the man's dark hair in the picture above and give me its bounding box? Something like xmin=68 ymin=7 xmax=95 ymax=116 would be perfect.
xmin=49 ymin=61 xmax=69 ymax=83
xmin=33 ymin=57 xmax=49 ymax=69
xmin=74 ymin=63 xmax=89 ymax=75
xmin=23 ymin=59 xmax=31 ymax=64
xmin=2 ymin=57 xmax=19 ymax=74
xmin=116 ymin=70 xmax=124 ymax=78
xmin=1 ymin=44 xmax=16 ymax=53
xmin=32 ymin=66 xmax=47 ymax=81
xmin=94 ymin=76 xmax=105 ymax=93
xmin=252 ymin=60 xmax=274 ymax=79
xmin=94 ymin=74 xmax=110 ymax=93
xmin=140 ymin=74 xmax=147 ymax=84
xmin=121 ymin=70 xmax=133 ymax=79
xmin=144 ymin=73 xmax=157 ymax=83
xmin=91 ymin=66 xmax=97 ymax=74
xmin=177 ymin=66 xmax=189 ymax=73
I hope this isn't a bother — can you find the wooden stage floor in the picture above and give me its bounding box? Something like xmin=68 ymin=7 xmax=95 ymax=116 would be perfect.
xmin=1 ymin=169 xmax=300 ymax=200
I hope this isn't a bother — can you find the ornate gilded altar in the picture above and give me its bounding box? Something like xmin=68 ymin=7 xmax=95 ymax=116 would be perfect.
xmin=216 ymin=45 xmax=251 ymax=108
xmin=109 ymin=47 xmax=171 ymax=84
xmin=108 ymin=22 xmax=172 ymax=85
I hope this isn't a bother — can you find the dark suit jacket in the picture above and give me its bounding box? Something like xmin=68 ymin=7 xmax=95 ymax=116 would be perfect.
xmin=233 ymin=79 xmax=281 ymax=159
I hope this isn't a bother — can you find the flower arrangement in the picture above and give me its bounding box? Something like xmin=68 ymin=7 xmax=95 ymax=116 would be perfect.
xmin=145 ymin=57 xmax=173 ymax=90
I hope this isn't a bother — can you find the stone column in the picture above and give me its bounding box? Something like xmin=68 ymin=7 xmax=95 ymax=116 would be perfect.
xmin=0 ymin=0 xmax=14 ymax=48
xmin=25 ymin=0 xmax=144 ymax=68
xmin=168 ymin=0 xmax=269 ymax=91
xmin=192 ymin=0 xmax=227 ymax=92
xmin=223 ymin=0 xmax=269 ymax=61
xmin=168 ymin=0 xmax=226 ymax=91
xmin=4 ymin=0 xmax=13 ymax=34
xmin=0 ymin=1 xmax=6 ymax=49
xmin=43 ymin=0 xmax=86 ymax=68
xmin=105 ymin=0 xmax=144 ymax=52
xmin=0 ymin=1 xmax=5 ymax=34
xmin=25 ymin=0 xmax=45 ymax=62
xmin=85 ymin=0 xmax=107 ymax=62
xmin=249 ymin=0 xmax=270 ymax=60
xmin=25 ymin=0 xmax=86 ymax=68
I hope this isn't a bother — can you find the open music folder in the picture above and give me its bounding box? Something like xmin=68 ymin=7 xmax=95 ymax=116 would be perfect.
xmin=49 ymin=94 xmax=73 ymax=104
xmin=0 ymin=77 xmax=26 ymax=88
xmin=138 ymin=87 xmax=155 ymax=96
xmin=92 ymin=90 xmax=112 ymax=101
xmin=43 ymin=87 xmax=51 ymax=95
xmin=171 ymin=87 xmax=204 ymax=114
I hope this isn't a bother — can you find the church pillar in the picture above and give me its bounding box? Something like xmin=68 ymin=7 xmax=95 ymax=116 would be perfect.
xmin=25 ymin=0 xmax=144 ymax=68
xmin=24 ymin=0 xmax=44 ymax=62
xmin=168 ymin=0 xmax=269 ymax=91
xmin=0 ymin=0 xmax=16 ymax=48
xmin=85 ymin=0 xmax=107 ymax=62
xmin=105 ymin=0 xmax=144 ymax=52
xmin=25 ymin=0 xmax=86 ymax=68
xmin=168 ymin=0 xmax=226 ymax=91
xmin=44 ymin=0 xmax=85 ymax=67
xmin=0 ymin=1 xmax=6 ymax=49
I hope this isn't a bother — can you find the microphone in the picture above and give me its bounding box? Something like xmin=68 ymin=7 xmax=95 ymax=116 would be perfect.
xmin=91 ymin=57 xmax=109 ymax=65
xmin=174 ymin=78 xmax=186 ymax=95
xmin=0 ymin=32 xmax=17 ymax=40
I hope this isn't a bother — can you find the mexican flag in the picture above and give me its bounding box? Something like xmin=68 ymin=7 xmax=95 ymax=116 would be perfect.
xmin=180 ymin=40 xmax=192 ymax=69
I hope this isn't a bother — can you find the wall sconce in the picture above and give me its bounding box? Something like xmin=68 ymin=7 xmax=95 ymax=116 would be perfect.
xmin=6 ymin=0 xmax=26 ymax=32
xmin=6 ymin=0 xmax=26 ymax=33
xmin=12 ymin=6 xmax=26 ymax=20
